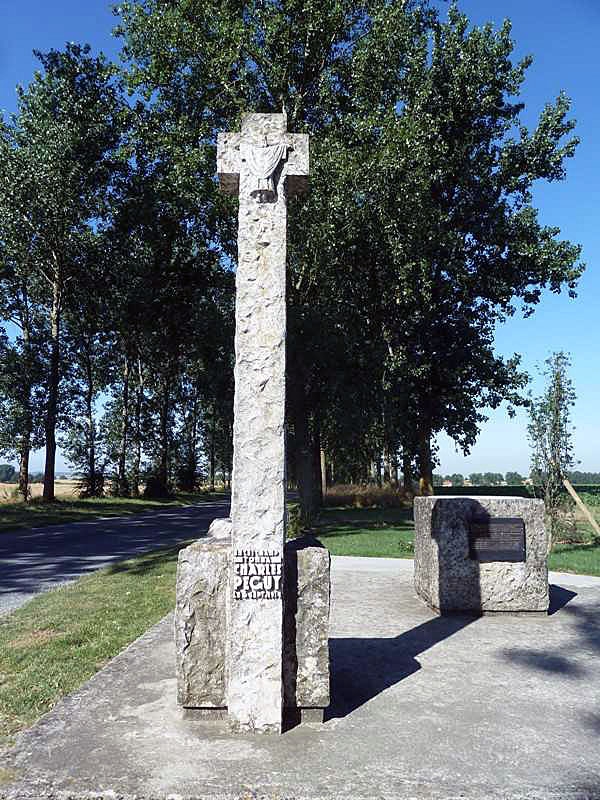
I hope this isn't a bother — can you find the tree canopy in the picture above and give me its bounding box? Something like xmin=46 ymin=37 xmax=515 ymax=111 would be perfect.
xmin=0 ymin=1 xmax=584 ymax=508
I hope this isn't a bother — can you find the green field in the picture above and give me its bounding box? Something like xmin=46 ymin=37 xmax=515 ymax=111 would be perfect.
xmin=315 ymin=506 xmax=600 ymax=576
xmin=314 ymin=507 xmax=414 ymax=557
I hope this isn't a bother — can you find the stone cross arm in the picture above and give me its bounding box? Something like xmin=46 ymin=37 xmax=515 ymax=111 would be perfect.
xmin=217 ymin=113 xmax=309 ymax=199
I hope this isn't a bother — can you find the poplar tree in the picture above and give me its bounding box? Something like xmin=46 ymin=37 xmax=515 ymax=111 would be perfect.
xmin=0 ymin=44 xmax=125 ymax=500
xmin=528 ymin=352 xmax=577 ymax=542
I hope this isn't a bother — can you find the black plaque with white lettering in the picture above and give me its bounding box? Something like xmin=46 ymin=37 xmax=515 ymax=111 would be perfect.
xmin=468 ymin=517 xmax=526 ymax=562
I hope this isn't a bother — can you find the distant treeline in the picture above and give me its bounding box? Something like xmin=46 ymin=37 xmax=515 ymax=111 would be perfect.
xmin=433 ymin=471 xmax=600 ymax=487
xmin=0 ymin=464 xmax=60 ymax=484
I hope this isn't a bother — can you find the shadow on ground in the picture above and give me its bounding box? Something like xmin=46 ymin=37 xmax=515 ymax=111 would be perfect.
xmin=326 ymin=613 xmax=476 ymax=719
xmin=327 ymin=581 xmax=582 ymax=721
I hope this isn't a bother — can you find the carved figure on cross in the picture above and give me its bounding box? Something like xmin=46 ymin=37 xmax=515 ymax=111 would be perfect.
xmin=217 ymin=112 xmax=309 ymax=203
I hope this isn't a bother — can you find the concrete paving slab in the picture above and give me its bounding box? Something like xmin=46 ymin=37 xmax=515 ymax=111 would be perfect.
xmin=1 ymin=557 xmax=599 ymax=800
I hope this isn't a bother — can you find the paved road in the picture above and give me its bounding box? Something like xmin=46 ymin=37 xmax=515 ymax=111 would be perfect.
xmin=0 ymin=501 xmax=229 ymax=615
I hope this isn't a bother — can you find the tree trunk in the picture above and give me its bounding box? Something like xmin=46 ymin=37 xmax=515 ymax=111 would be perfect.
xmin=294 ymin=400 xmax=320 ymax=524
xmin=18 ymin=446 xmax=30 ymax=502
xmin=117 ymin=354 xmax=130 ymax=496
xmin=392 ymin=454 xmax=399 ymax=486
xmin=320 ymin=449 xmax=327 ymax=498
xmin=43 ymin=279 xmax=61 ymax=502
xmin=384 ymin=447 xmax=392 ymax=484
xmin=313 ymin=414 xmax=323 ymax=508
xmin=19 ymin=305 xmax=33 ymax=502
xmin=418 ymin=427 xmax=433 ymax=496
xmin=132 ymin=356 xmax=143 ymax=497
xmin=158 ymin=379 xmax=170 ymax=489
xmin=209 ymin=406 xmax=216 ymax=492
xmin=402 ymin=450 xmax=413 ymax=494
xmin=83 ymin=343 xmax=99 ymax=496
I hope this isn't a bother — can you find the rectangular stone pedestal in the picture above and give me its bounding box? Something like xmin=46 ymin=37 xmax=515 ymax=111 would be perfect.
xmin=175 ymin=529 xmax=330 ymax=724
xmin=414 ymin=496 xmax=549 ymax=614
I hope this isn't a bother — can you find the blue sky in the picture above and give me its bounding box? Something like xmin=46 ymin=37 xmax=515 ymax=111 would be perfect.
xmin=0 ymin=0 xmax=598 ymax=475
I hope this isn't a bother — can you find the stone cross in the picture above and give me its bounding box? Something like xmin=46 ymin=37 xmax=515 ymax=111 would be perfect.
xmin=217 ymin=113 xmax=309 ymax=733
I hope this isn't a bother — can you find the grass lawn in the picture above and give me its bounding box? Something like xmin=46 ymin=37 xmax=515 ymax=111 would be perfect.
xmin=0 ymin=491 xmax=228 ymax=534
xmin=0 ymin=543 xmax=188 ymax=747
xmin=548 ymin=541 xmax=600 ymax=575
xmin=315 ymin=506 xmax=600 ymax=576
xmin=314 ymin=506 xmax=414 ymax=557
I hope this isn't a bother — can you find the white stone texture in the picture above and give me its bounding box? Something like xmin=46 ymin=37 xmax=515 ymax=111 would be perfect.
xmin=414 ymin=496 xmax=549 ymax=613
xmin=207 ymin=517 xmax=232 ymax=540
xmin=283 ymin=537 xmax=331 ymax=709
xmin=217 ymin=113 xmax=309 ymax=733
xmin=175 ymin=535 xmax=331 ymax=715
xmin=175 ymin=537 xmax=230 ymax=707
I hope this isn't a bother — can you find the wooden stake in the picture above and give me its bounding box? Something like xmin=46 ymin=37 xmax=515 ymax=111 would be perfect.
xmin=562 ymin=478 xmax=600 ymax=539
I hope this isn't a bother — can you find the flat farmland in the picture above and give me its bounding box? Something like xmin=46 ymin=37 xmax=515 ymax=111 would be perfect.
xmin=0 ymin=480 xmax=79 ymax=503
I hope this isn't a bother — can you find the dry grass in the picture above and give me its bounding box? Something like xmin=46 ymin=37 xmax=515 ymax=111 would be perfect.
xmin=324 ymin=483 xmax=410 ymax=509
xmin=0 ymin=480 xmax=78 ymax=503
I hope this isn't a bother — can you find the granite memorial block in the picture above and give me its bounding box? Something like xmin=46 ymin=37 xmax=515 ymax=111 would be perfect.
xmin=175 ymin=531 xmax=330 ymax=723
xmin=414 ymin=496 xmax=549 ymax=614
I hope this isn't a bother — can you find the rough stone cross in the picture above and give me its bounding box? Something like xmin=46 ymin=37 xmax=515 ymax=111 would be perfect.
xmin=217 ymin=113 xmax=309 ymax=733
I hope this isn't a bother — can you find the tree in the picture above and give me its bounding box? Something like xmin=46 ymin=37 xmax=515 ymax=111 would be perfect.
xmin=0 ymin=44 xmax=126 ymax=501
xmin=567 ymin=471 xmax=600 ymax=485
xmin=0 ymin=464 xmax=16 ymax=483
xmin=449 ymin=473 xmax=465 ymax=486
xmin=372 ymin=6 xmax=582 ymax=494
xmin=482 ymin=472 xmax=504 ymax=485
xmin=469 ymin=473 xmax=484 ymax=485
xmin=112 ymin=1 xmax=582 ymax=517
xmin=528 ymin=352 xmax=576 ymax=542
xmin=59 ymin=235 xmax=115 ymax=497
xmin=505 ymin=471 xmax=524 ymax=485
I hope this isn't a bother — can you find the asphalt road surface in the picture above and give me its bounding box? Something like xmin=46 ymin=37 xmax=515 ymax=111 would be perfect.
xmin=0 ymin=500 xmax=229 ymax=616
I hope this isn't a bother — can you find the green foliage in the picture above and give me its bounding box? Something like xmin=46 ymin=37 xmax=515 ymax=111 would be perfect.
xmin=568 ymin=472 xmax=600 ymax=484
xmin=482 ymin=472 xmax=504 ymax=485
xmin=0 ymin=465 xmax=16 ymax=483
xmin=528 ymin=352 xmax=577 ymax=542
xmin=505 ymin=471 xmax=525 ymax=485
xmin=0 ymin=2 xmax=586 ymax=508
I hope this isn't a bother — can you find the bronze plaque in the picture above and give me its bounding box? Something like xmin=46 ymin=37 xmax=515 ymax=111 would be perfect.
xmin=468 ymin=517 xmax=526 ymax=562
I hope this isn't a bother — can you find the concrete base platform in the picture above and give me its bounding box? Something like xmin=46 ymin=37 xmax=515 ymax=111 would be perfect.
xmin=2 ymin=558 xmax=600 ymax=800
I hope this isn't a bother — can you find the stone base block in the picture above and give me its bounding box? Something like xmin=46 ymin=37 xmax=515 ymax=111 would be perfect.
xmin=414 ymin=496 xmax=549 ymax=614
xmin=283 ymin=707 xmax=324 ymax=729
xmin=175 ymin=536 xmax=229 ymax=708
xmin=181 ymin=707 xmax=228 ymax=721
xmin=175 ymin=525 xmax=330 ymax=722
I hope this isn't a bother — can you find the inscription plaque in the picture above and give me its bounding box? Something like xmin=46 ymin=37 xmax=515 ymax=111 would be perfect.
xmin=233 ymin=549 xmax=283 ymax=599
xmin=468 ymin=517 xmax=526 ymax=562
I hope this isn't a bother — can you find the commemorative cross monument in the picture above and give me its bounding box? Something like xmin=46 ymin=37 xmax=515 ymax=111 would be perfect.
xmin=175 ymin=113 xmax=330 ymax=734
